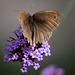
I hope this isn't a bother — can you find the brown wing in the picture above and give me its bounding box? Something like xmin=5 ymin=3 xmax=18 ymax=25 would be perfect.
xmin=17 ymin=11 xmax=32 ymax=45
xmin=32 ymin=10 xmax=61 ymax=46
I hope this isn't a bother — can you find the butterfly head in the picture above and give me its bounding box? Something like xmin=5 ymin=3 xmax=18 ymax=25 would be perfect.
xmin=28 ymin=14 xmax=33 ymax=24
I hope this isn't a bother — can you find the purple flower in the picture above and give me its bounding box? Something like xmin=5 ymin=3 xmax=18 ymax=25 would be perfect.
xmin=33 ymin=63 xmax=40 ymax=70
xmin=3 ymin=25 xmax=51 ymax=73
xmin=40 ymin=65 xmax=65 ymax=75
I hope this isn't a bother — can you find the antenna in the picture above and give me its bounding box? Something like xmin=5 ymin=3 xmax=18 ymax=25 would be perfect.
xmin=29 ymin=4 xmax=34 ymax=13
xmin=14 ymin=10 xmax=19 ymax=12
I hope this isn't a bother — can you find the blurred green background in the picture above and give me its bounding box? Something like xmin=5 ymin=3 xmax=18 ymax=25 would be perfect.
xmin=0 ymin=0 xmax=75 ymax=75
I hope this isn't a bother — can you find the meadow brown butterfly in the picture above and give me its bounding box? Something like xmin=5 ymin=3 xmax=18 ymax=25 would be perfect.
xmin=18 ymin=10 xmax=61 ymax=46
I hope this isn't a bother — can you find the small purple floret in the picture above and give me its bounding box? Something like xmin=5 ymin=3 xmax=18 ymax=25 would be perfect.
xmin=3 ymin=25 xmax=51 ymax=73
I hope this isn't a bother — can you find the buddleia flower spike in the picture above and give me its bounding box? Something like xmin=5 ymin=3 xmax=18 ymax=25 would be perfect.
xmin=3 ymin=25 xmax=51 ymax=73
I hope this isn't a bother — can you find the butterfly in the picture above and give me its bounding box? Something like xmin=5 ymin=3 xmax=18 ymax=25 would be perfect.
xmin=17 ymin=10 xmax=61 ymax=46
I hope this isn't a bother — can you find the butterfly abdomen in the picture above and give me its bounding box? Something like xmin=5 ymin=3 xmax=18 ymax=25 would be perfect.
xmin=28 ymin=15 xmax=35 ymax=45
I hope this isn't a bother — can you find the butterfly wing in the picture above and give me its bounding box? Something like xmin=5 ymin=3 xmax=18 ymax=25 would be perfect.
xmin=32 ymin=10 xmax=61 ymax=46
xmin=18 ymin=11 xmax=32 ymax=45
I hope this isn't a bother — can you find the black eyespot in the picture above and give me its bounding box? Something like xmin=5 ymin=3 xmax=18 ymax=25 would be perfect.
xmin=54 ymin=16 xmax=56 ymax=18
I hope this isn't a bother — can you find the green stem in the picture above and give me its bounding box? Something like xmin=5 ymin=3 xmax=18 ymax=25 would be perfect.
xmin=54 ymin=0 xmax=75 ymax=33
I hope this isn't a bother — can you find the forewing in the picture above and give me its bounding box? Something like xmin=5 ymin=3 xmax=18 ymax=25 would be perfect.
xmin=33 ymin=10 xmax=61 ymax=45
xmin=33 ymin=22 xmax=52 ymax=46
xmin=18 ymin=11 xmax=32 ymax=45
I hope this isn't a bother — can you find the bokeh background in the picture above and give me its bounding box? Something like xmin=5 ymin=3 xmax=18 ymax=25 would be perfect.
xmin=0 ymin=0 xmax=75 ymax=75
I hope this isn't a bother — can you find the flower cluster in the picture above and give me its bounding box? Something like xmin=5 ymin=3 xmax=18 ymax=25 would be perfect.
xmin=3 ymin=25 xmax=51 ymax=73
xmin=40 ymin=65 xmax=65 ymax=75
